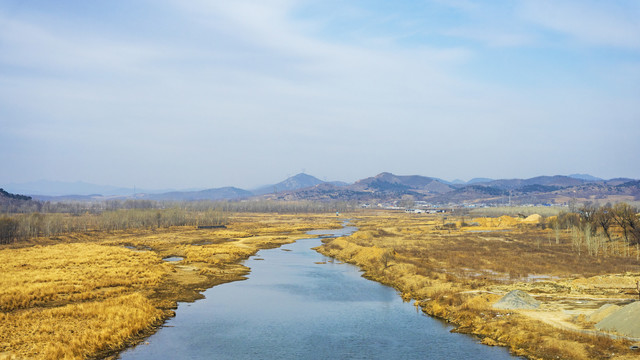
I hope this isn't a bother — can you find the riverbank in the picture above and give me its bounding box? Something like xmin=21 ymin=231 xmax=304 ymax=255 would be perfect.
xmin=0 ymin=213 xmax=341 ymax=360
xmin=315 ymin=211 xmax=640 ymax=360
xmin=119 ymin=221 xmax=516 ymax=360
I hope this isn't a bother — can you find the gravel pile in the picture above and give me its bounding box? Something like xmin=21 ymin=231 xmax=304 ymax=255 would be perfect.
xmin=596 ymin=301 xmax=640 ymax=338
xmin=493 ymin=290 xmax=540 ymax=310
xmin=587 ymin=304 xmax=620 ymax=324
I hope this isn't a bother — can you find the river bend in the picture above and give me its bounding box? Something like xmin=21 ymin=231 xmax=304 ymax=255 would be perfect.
xmin=120 ymin=225 xmax=517 ymax=359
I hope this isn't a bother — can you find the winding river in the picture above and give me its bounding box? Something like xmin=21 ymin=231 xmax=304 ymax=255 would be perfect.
xmin=120 ymin=224 xmax=518 ymax=359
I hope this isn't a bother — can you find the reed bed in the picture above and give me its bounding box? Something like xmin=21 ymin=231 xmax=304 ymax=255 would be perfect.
xmin=0 ymin=213 xmax=342 ymax=360
xmin=316 ymin=211 xmax=639 ymax=359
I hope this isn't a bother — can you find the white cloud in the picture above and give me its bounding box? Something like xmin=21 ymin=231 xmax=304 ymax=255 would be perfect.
xmin=0 ymin=13 xmax=164 ymax=74
xmin=1 ymin=0 xmax=639 ymax=187
xmin=520 ymin=0 xmax=640 ymax=49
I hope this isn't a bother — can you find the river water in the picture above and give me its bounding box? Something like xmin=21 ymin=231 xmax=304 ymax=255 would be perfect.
xmin=120 ymin=225 xmax=517 ymax=359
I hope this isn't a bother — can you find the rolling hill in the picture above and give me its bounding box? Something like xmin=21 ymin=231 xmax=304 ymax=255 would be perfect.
xmin=252 ymin=173 xmax=326 ymax=195
xmin=5 ymin=173 xmax=638 ymax=205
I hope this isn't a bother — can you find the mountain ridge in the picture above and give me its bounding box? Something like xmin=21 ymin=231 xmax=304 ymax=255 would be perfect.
xmin=4 ymin=173 xmax=638 ymax=204
xmin=252 ymin=173 xmax=325 ymax=195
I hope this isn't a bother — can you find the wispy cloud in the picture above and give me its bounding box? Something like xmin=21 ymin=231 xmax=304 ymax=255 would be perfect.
xmin=0 ymin=12 xmax=162 ymax=74
xmin=1 ymin=0 xmax=638 ymax=187
xmin=520 ymin=0 xmax=640 ymax=49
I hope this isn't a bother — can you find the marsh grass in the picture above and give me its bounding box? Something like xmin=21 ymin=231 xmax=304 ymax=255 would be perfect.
xmin=0 ymin=243 xmax=168 ymax=312
xmin=1 ymin=213 xmax=342 ymax=360
xmin=0 ymin=293 xmax=164 ymax=360
xmin=317 ymin=211 xmax=639 ymax=359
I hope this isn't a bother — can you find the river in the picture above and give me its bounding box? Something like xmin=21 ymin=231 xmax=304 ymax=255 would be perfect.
xmin=120 ymin=224 xmax=518 ymax=359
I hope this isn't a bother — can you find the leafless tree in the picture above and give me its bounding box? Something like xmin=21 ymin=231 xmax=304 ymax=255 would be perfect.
xmin=594 ymin=204 xmax=613 ymax=241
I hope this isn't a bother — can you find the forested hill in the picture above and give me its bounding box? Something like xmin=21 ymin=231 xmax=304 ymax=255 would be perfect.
xmin=0 ymin=188 xmax=31 ymax=201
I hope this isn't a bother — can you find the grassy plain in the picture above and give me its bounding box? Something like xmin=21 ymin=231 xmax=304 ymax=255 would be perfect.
xmin=0 ymin=213 xmax=341 ymax=360
xmin=317 ymin=211 xmax=640 ymax=360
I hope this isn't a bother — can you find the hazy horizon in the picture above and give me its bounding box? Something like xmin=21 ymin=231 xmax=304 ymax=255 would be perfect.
xmin=3 ymin=171 xmax=632 ymax=197
xmin=2 ymin=1 xmax=639 ymax=190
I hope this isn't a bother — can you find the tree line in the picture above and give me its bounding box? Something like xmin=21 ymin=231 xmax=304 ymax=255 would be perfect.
xmin=548 ymin=202 xmax=640 ymax=257
xmin=0 ymin=198 xmax=356 ymax=244
xmin=212 ymin=200 xmax=355 ymax=213
xmin=0 ymin=207 xmax=228 ymax=245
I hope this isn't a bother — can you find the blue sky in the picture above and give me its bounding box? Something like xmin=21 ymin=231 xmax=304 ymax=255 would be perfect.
xmin=1 ymin=0 xmax=639 ymax=189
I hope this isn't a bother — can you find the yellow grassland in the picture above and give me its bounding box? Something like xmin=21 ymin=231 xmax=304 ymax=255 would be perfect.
xmin=0 ymin=213 xmax=341 ymax=360
xmin=316 ymin=211 xmax=640 ymax=360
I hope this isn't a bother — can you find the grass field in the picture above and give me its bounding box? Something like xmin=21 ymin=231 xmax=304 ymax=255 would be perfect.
xmin=469 ymin=205 xmax=563 ymax=217
xmin=317 ymin=211 xmax=640 ymax=360
xmin=0 ymin=213 xmax=341 ymax=360
xmin=3 ymin=209 xmax=639 ymax=360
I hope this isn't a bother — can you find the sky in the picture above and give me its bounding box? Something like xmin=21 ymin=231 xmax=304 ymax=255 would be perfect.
xmin=1 ymin=0 xmax=639 ymax=190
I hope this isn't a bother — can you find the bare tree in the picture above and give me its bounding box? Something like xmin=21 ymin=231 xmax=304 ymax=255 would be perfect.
xmin=594 ymin=204 xmax=613 ymax=241
xmin=578 ymin=202 xmax=598 ymax=235
xmin=612 ymin=203 xmax=637 ymax=245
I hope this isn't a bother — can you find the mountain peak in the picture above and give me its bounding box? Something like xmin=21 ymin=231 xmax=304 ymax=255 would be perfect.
xmin=353 ymin=173 xmax=452 ymax=194
xmin=278 ymin=173 xmax=323 ymax=189
xmin=568 ymin=174 xmax=603 ymax=182
xmin=252 ymin=173 xmax=325 ymax=195
xmin=290 ymin=173 xmax=319 ymax=181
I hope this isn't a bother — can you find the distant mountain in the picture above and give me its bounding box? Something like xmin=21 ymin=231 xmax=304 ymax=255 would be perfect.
xmin=3 ymin=180 xmax=127 ymax=196
xmin=6 ymin=172 xmax=639 ymax=206
xmin=146 ymin=187 xmax=252 ymax=201
xmin=264 ymin=183 xmax=371 ymax=202
xmin=616 ymin=180 xmax=640 ymax=189
xmin=253 ymin=173 xmax=327 ymax=195
xmin=3 ymin=180 xmax=176 ymax=197
xmin=351 ymin=172 xmax=453 ymax=194
xmin=274 ymin=173 xmax=324 ymax=191
xmin=30 ymin=194 xmax=107 ymax=202
xmin=483 ymin=175 xmax=585 ymax=190
xmin=467 ymin=177 xmax=494 ymax=185
xmin=603 ymin=178 xmax=635 ymax=186
xmin=548 ymin=180 xmax=640 ymax=203
xmin=260 ymin=172 xmax=640 ymax=205
xmin=328 ymin=181 xmax=350 ymax=187
xmin=429 ymin=185 xmax=507 ymax=203
xmin=568 ymin=174 xmax=603 ymax=182
xmin=439 ymin=178 xmax=493 ymax=185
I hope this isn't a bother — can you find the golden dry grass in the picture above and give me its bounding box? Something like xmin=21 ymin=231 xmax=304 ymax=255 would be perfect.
xmin=316 ymin=210 xmax=640 ymax=359
xmin=0 ymin=213 xmax=341 ymax=360
xmin=1 ymin=293 xmax=164 ymax=360
xmin=0 ymin=243 xmax=168 ymax=312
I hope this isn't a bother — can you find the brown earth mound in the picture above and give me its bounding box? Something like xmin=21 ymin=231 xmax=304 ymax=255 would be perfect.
xmin=595 ymin=301 xmax=640 ymax=338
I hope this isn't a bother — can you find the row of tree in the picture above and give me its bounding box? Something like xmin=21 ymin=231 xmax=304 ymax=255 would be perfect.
xmin=2 ymin=197 xmax=356 ymax=215
xmin=0 ymin=207 xmax=228 ymax=245
xmin=548 ymin=202 xmax=639 ymax=256
xmin=212 ymin=200 xmax=355 ymax=213
xmin=0 ymin=198 xmax=356 ymax=244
